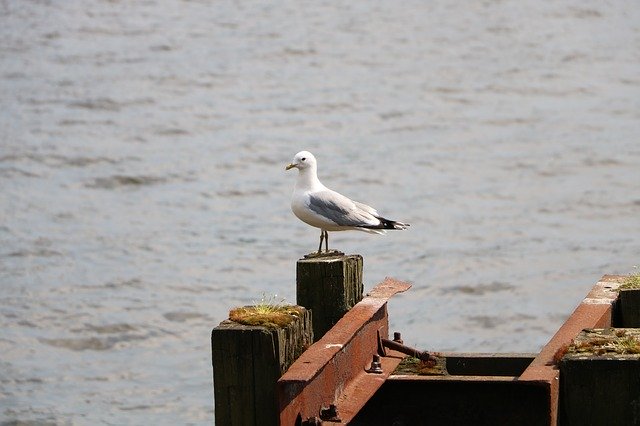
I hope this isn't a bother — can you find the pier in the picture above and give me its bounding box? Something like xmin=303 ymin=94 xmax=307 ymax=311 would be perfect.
xmin=211 ymin=254 xmax=640 ymax=425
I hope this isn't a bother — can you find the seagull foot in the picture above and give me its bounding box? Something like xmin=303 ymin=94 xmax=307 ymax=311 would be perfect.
xmin=303 ymin=249 xmax=345 ymax=259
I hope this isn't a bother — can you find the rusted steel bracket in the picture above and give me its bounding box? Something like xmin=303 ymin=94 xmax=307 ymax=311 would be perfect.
xmin=278 ymin=277 xmax=411 ymax=425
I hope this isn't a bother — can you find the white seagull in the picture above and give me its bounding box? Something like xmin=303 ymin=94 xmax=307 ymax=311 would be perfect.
xmin=285 ymin=151 xmax=409 ymax=254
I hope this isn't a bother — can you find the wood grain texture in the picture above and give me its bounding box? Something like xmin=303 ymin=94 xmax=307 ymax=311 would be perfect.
xmin=296 ymin=254 xmax=363 ymax=340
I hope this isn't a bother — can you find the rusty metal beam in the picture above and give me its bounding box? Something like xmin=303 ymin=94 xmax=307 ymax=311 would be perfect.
xmin=278 ymin=277 xmax=411 ymax=425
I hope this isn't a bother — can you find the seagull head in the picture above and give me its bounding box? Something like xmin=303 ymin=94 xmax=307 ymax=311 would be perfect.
xmin=285 ymin=151 xmax=316 ymax=172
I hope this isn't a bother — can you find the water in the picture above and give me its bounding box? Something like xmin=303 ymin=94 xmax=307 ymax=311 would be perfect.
xmin=1 ymin=0 xmax=639 ymax=424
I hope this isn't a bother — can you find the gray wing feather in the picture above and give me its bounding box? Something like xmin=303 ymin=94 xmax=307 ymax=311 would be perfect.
xmin=353 ymin=201 xmax=378 ymax=216
xmin=308 ymin=191 xmax=376 ymax=227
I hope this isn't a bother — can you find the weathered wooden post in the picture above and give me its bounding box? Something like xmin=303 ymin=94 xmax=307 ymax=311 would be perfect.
xmin=211 ymin=306 xmax=312 ymax=426
xmin=619 ymin=288 xmax=640 ymax=327
xmin=296 ymin=253 xmax=364 ymax=340
xmin=559 ymin=328 xmax=640 ymax=426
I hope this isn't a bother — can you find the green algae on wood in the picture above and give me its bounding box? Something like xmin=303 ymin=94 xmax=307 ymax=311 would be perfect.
xmin=392 ymin=355 xmax=448 ymax=376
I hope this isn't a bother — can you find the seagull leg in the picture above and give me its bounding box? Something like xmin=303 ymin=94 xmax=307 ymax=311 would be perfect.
xmin=324 ymin=230 xmax=329 ymax=252
xmin=318 ymin=230 xmax=324 ymax=253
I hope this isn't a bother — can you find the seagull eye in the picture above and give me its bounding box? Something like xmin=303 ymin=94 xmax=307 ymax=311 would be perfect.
xmin=301 ymin=157 xmax=306 ymax=161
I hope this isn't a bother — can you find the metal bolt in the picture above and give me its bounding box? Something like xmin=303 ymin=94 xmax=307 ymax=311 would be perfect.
xmin=382 ymin=338 xmax=436 ymax=363
xmin=366 ymin=354 xmax=383 ymax=374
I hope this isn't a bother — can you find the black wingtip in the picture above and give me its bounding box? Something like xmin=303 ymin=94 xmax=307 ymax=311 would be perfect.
xmin=378 ymin=217 xmax=409 ymax=230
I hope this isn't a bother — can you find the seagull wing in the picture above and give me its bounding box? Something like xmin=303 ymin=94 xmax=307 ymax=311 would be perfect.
xmin=307 ymin=190 xmax=378 ymax=228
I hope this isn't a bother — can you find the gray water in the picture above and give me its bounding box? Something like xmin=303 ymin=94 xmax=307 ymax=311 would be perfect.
xmin=1 ymin=0 xmax=639 ymax=424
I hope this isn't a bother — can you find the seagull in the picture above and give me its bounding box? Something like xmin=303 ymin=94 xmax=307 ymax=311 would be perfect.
xmin=285 ymin=151 xmax=409 ymax=254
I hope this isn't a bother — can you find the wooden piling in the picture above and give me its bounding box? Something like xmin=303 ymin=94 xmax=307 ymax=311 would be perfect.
xmin=619 ymin=288 xmax=640 ymax=327
xmin=211 ymin=307 xmax=312 ymax=426
xmin=296 ymin=253 xmax=363 ymax=340
xmin=559 ymin=328 xmax=640 ymax=426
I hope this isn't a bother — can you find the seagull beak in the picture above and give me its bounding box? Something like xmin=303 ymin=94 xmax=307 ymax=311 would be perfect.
xmin=285 ymin=163 xmax=296 ymax=170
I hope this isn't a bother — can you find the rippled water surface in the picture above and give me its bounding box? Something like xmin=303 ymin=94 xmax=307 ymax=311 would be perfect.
xmin=2 ymin=1 xmax=639 ymax=424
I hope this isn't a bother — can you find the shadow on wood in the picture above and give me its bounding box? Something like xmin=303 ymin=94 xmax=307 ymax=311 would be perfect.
xmin=619 ymin=288 xmax=640 ymax=327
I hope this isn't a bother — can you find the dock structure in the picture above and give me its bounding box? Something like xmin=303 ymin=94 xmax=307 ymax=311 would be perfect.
xmin=211 ymin=254 xmax=639 ymax=425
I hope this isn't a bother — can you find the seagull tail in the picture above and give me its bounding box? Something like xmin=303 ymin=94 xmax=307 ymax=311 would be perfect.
xmin=383 ymin=218 xmax=410 ymax=230
xmin=365 ymin=216 xmax=410 ymax=231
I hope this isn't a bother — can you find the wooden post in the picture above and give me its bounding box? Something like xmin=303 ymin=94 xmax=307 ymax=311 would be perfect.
xmin=559 ymin=328 xmax=640 ymax=426
xmin=619 ymin=288 xmax=640 ymax=327
xmin=296 ymin=253 xmax=363 ymax=340
xmin=211 ymin=308 xmax=312 ymax=426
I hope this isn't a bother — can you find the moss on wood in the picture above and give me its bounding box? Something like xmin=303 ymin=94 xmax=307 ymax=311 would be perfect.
xmin=619 ymin=271 xmax=640 ymax=290
xmin=229 ymin=305 xmax=305 ymax=329
xmin=564 ymin=328 xmax=640 ymax=357
xmin=393 ymin=355 xmax=448 ymax=376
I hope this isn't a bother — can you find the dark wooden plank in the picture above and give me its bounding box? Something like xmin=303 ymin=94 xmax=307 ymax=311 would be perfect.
xmin=211 ymin=323 xmax=257 ymax=425
xmin=619 ymin=289 xmax=640 ymax=327
xmin=251 ymin=328 xmax=279 ymax=424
